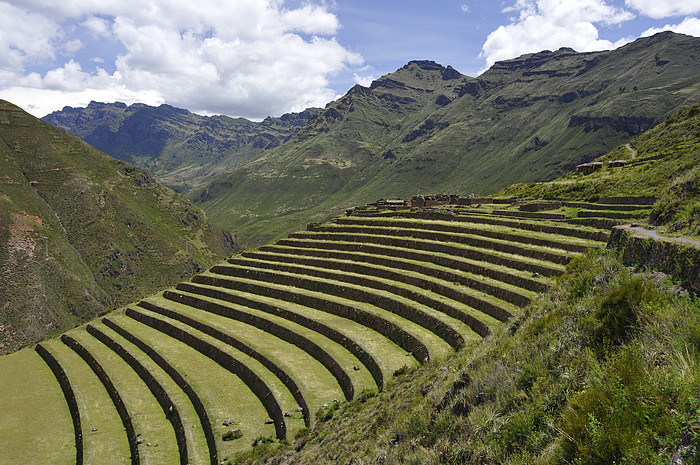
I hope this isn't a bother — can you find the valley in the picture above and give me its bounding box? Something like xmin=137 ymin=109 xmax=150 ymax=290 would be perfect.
xmin=1 ymin=31 xmax=700 ymax=465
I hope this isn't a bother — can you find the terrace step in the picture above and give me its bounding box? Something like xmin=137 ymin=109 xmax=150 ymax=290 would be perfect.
xmin=577 ymin=210 xmax=650 ymax=219
xmin=36 ymin=340 xmax=131 ymax=464
xmin=190 ymin=272 xmax=452 ymax=362
xmin=124 ymin=307 xmax=299 ymax=441
xmin=331 ymin=217 xmax=602 ymax=253
xmin=281 ymin=232 xmax=565 ymax=278
xmin=174 ymin=280 xmax=418 ymax=380
xmin=163 ymin=285 xmax=388 ymax=390
xmin=135 ymin=296 xmax=347 ymax=417
xmin=101 ymin=317 xmax=218 ymax=465
xmin=224 ymin=257 xmax=507 ymax=331
xmin=106 ymin=313 xmax=276 ymax=459
xmin=84 ymin=323 xmax=192 ymax=465
xmin=147 ymin=292 xmax=370 ymax=399
xmin=63 ymin=329 xmax=179 ymax=464
xmin=246 ymin=247 xmax=535 ymax=307
xmin=269 ymin=239 xmax=551 ymax=294
xmin=381 ymin=209 xmax=610 ymax=242
xmin=491 ymin=210 xmax=566 ymax=220
xmin=562 ymin=201 xmax=654 ymax=212
xmin=295 ymin=225 xmax=576 ymax=266
xmin=0 ymin=348 xmax=77 ymax=464
xmin=211 ymin=262 xmax=486 ymax=346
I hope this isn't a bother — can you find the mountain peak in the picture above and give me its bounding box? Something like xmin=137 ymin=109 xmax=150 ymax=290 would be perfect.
xmin=404 ymin=60 xmax=446 ymax=71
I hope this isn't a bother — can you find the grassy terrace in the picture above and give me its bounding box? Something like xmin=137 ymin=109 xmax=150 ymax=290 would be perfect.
xmin=88 ymin=320 xmax=211 ymax=465
xmin=252 ymin=245 xmax=541 ymax=302
xmin=105 ymin=313 xmax=276 ymax=460
xmin=66 ymin=328 xmax=181 ymax=464
xmin=273 ymin=237 xmax=558 ymax=288
xmin=219 ymin=258 xmax=502 ymax=334
xmin=39 ymin=339 xmax=131 ymax=465
xmin=2 ymin=205 xmax=613 ymax=463
xmin=148 ymin=289 xmax=375 ymax=397
xmin=208 ymin=262 xmax=479 ymax=346
xmin=124 ymin=306 xmax=304 ymax=440
xmin=189 ymin=272 xmax=451 ymax=361
xmin=172 ymin=280 xmax=418 ymax=381
xmin=283 ymin=231 xmax=566 ymax=277
xmin=138 ymin=294 xmax=347 ymax=414
xmin=332 ymin=216 xmax=606 ymax=251
xmin=0 ymin=348 xmax=75 ymax=465
xmin=368 ymin=208 xmax=611 ymax=242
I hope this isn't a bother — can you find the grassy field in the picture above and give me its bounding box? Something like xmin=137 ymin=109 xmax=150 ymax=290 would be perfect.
xmin=0 ymin=348 xmax=75 ymax=464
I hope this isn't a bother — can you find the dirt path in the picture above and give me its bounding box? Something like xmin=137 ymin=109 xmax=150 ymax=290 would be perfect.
xmin=625 ymin=143 xmax=638 ymax=159
xmin=619 ymin=224 xmax=700 ymax=249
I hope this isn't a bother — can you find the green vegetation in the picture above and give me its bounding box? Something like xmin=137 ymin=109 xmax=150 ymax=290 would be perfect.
xmin=502 ymin=102 xmax=700 ymax=238
xmin=0 ymin=101 xmax=235 ymax=353
xmin=193 ymin=32 xmax=700 ymax=245
xmin=2 ymin=32 xmax=700 ymax=465
xmin=230 ymin=249 xmax=700 ymax=465
xmin=0 ymin=348 xmax=75 ymax=464
xmin=42 ymin=101 xmax=321 ymax=193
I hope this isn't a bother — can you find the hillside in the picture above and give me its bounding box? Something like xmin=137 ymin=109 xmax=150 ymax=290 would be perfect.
xmin=193 ymin=32 xmax=700 ymax=245
xmin=0 ymin=101 xmax=236 ymax=354
xmin=502 ymin=101 xmax=700 ymax=237
xmin=1 ymin=99 xmax=699 ymax=464
xmin=42 ymin=102 xmax=321 ymax=193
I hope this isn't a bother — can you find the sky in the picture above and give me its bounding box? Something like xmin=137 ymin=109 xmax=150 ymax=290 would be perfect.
xmin=0 ymin=0 xmax=699 ymax=120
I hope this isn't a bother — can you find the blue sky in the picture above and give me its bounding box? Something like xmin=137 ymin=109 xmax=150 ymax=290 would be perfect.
xmin=0 ymin=0 xmax=699 ymax=119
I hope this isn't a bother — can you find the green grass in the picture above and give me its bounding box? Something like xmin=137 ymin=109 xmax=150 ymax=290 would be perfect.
xmin=228 ymin=255 xmax=512 ymax=328
xmin=67 ymin=328 xmax=181 ymax=464
xmin=127 ymin=306 xmax=305 ymax=435
xmin=210 ymin=262 xmax=479 ymax=348
xmin=253 ymin=245 xmax=541 ymax=303
xmin=197 ymin=271 xmax=454 ymax=362
xmin=229 ymin=248 xmax=700 ymax=465
xmin=176 ymin=280 xmax=419 ymax=380
xmin=106 ymin=312 xmax=276 ymax=459
xmin=156 ymin=287 xmax=377 ymax=395
xmin=141 ymin=294 xmax=347 ymax=413
xmin=39 ymin=339 xmax=131 ymax=465
xmin=92 ymin=320 xmax=212 ymax=465
xmin=0 ymin=348 xmax=75 ymax=464
xmin=333 ymin=216 xmax=607 ymax=250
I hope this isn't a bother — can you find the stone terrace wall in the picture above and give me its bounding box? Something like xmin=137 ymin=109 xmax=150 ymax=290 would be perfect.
xmin=608 ymin=225 xmax=700 ymax=295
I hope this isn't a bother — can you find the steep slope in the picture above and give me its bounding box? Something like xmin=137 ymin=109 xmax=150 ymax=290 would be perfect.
xmin=42 ymin=102 xmax=321 ymax=193
xmin=194 ymin=32 xmax=700 ymax=245
xmin=502 ymin=101 xmax=700 ymax=236
xmin=0 ymin=101 xmax=236 ymax=353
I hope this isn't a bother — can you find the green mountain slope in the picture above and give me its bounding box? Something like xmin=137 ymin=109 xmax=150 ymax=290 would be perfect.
xmin=502 ymin=101 xmax=700 ymax=236
xmin=194 ymin=32 xmax=700 ymax=245
xmin=225 ymin=73 xmax=700 ymax=465
xmin=42 ymin=101 xmax=321 ymax=193
xmin=0 ymin=101 xmax=236 ymax=354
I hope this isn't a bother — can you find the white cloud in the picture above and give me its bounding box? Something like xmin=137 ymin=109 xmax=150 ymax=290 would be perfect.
xmin=480 ymin=0 xmax=634 ymax=72
xmin=641 ymin=16 xmax=700 ymax=36
xmin=625 ymin=0 xmax=700 ymax=19
xmin=0 ymin=0 xmax=363 ymax=119
xmin=461 ymin=5 xmax=471 ymax=13
xmin=353 ymin=73 xmax=376 ymax=87
xmin=0 ymin=2 xmax=60 ymax=71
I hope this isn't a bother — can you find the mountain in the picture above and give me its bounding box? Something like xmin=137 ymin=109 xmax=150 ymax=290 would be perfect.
xmin=193 ymin=32 xmax=700 ymax=245
xmin=0 ymin=101 xmax=236 ymax=353
xmin=224 ymin=75 xmax=700 ymax=465
xmin=42 ymin=101 xmax=321 ymax=193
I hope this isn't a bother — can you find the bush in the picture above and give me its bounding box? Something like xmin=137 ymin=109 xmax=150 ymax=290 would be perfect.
xmin=590 ymin=275 xmax=652 ymax=351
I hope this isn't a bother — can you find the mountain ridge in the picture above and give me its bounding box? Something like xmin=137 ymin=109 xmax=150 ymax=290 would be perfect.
xmin=192 ymin=31 xmax=700 ymax=245
xmin=42 ymin=101 xmax=321 ymax=193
